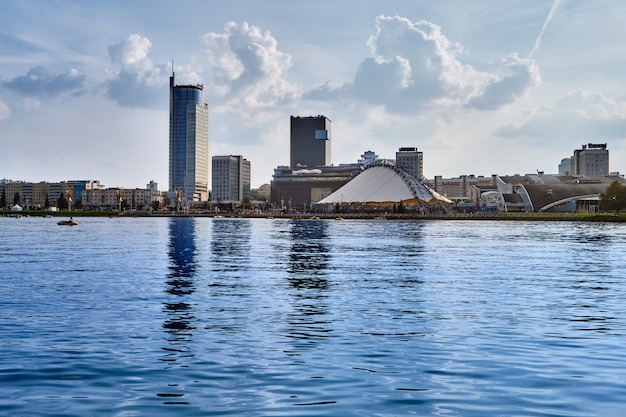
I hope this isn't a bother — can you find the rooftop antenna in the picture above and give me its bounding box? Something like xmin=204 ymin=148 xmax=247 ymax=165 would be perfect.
xmin=169 ymin=59 xmax=175 ymax=87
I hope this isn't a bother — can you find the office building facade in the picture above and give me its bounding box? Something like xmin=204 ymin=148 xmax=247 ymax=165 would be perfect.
xmin=290 ymin=115 xmax=331 ymax=169
xmin=571 ymin=143 xmax=609 ymax=176
xmin=212 ymin=155 xmax=251 ymax=203
xmin=395 ymin=147 xmax=423 ymax=180
xmin=169 ymin=72 xmax=209 ymax=203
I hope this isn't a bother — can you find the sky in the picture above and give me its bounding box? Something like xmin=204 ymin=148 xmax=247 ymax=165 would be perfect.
xmin=2 ymin=0 xmax=626 ymax=189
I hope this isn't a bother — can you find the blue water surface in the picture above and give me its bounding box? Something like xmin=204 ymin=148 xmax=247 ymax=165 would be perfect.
xmin=1 ymin=216 xmax=625 ymax=416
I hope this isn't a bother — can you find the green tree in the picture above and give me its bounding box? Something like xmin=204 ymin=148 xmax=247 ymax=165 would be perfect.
xmin=13 ymin=192 xmax=20 ymax=205
xmin=600 ymin=180 xmax=626 ymax=214
xmin=44 ymin=194 xmax=50 ymax=209
xmin=57 ymin=193 xmax=68 ymax=210
xmin=251 ymin=189 xmax=269 ymax=201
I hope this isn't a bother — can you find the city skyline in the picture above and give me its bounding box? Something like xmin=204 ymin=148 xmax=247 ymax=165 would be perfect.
xmin=2 ymin=1 xmax=626 ymax=189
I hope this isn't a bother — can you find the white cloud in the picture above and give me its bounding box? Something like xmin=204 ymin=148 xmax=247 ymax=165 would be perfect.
xmin=104 ymin=34 xmax=167 ymax=108
xmin=346 ymin=16 xmax=479 ymax=111
xmin=496 ymin=89 xmax=626 ymax=146
xmin=203 ymin=21 xmax=300 ymax=111
xmin=466 ymin=53 xmax=541 ymax=110
xmin=108 ymin=34 xmax=154 ymax=74
xmin=305 ymin=15 xmax=540 ymax=114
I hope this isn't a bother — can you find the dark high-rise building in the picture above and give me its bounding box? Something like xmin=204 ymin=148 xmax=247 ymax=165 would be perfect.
xmin=169 ymin=71 xmax=209 ymax=203
xmin=290 ymin=115 xmax=331 ymax=169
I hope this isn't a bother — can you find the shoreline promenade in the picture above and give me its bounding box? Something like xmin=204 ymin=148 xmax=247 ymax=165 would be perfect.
xmin=130 ymin=211 xmax=626 ymax=222
xmin=4 ymin=210 xmax=626 ymax=222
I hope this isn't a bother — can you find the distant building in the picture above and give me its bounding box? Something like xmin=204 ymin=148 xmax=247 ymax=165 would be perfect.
xmin=430 ymin=175 xmax=498 ymax=204
xmin=316 ymin=159 xmax=453 ymax=211
xmin=507 ymin=173 xmax=625 ymax=213
xmin=395 ymin=147 xmax=423 ymax=180
xmin=212 ymin=155 xmax=251 ymax=203
xmin=358 ymin=150 xmax=379 ymax=164
xmin=83 ymin=187 xmax=116 ymax=210
xmin=271 ymin=150 xmax=389 ymax=210
xmin=0 ymin=180 xmax=100 ymax=209
xmin=571 ymin=143 xmax=609 ymax=176
xmin=271 ymin=164 xmax=359 ymax=209
xmin=290 ymin=115 xmax=331 ymax=169
xmin=147 ymin=180 xmax=159 ymax=192
xmin=82 ymin=181 xmax=163 ymax=211
xmin=169 ymin=71 xmax=209 ymax=204
xmin=271 ymin=115 xmax=338 ymax=209
xmin=558 ymin=158 xmax=571 ymax=176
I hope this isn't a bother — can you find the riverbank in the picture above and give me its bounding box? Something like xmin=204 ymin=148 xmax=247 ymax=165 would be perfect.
xmin=129 ymin=211 xmax=626 ymax=222
xmin=4 ymin=210 xmax=626 ymax=222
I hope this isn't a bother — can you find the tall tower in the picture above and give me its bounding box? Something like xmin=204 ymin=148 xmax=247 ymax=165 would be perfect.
xmin=169 ymin=70 xmax=209 ymax=204
xmin=290 ymin=115 xmax=331 ymax=169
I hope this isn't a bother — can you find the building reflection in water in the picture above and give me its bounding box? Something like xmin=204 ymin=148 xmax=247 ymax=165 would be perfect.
xmin=162 ymin=217 xmax=198 ymax=368
xmin=205 ymin=219 xmax=252 ymax=335
xmin=288 ymin=220 xmax=330 ymax=289
xmin=283 ymin=220 xmax=331 ymax=355
xmin=210 ymin=219 xmax=251 ymax=272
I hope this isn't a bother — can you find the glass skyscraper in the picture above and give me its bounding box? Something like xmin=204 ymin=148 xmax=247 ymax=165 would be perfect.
xmin=169 ymin=72 xmax=209 ymax=204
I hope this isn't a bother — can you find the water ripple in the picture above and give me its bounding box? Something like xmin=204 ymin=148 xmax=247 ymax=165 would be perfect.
xmin=2 ymin=218 xmax=626 ymax=416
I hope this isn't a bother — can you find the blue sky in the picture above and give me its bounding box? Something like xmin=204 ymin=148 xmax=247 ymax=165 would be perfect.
xmin=2 ymin=0 xmax=626 ymax=189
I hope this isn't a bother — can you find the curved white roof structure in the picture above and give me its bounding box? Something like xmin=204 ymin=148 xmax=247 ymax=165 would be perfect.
xmin=316 ymin=160 xmax=452 ymax=206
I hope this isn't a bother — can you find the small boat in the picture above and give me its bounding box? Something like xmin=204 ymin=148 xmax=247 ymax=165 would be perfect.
xmin=57 ymin=219 xmax=78 ymax=226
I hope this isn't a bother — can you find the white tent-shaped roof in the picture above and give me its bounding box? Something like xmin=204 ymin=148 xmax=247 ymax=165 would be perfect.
xmin=316 ymin=163 xmax=452 ymax=205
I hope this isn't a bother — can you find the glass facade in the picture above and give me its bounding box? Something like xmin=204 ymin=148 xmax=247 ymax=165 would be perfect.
xmin=169 ymin=74 xmax=209 ymax=204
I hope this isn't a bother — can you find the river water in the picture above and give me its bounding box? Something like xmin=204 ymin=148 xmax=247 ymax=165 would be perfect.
xmin=1 ymin=216 xmax=625 ymax=416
